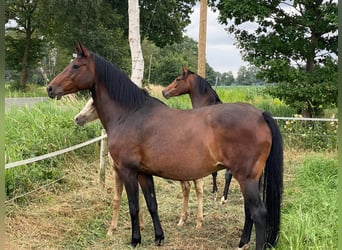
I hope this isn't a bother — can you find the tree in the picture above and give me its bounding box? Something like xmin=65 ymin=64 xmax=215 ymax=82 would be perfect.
xmin=5 ymin=0 xmax=42 ymax=89
xmin=111 ymin=0 xmax=196 ymax=47
xmin=215 ymin=0 xmax=338 ymax=116
xmin=236 ymin=66 xmax=258 ymax=85
xmin=220 ymin=71 xmax=235 ymax=86
xmin=128 ymin=0 xmax=144 ymax=86
xmin=37 ymin=0 xmax=130 ymax=72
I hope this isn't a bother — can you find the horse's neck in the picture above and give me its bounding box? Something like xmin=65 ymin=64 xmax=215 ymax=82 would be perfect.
xmin=189 ymin=83 xmax=217 ymax=108
xmin=91 ymin=85 xmax=130 ymax=131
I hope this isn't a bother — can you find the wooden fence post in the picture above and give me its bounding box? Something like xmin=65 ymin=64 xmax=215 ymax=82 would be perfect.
xmin=99 ymin=129 xmax=107 ymax=185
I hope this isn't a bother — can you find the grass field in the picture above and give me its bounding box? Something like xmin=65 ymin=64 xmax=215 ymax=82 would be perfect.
xmin=5 ymin=85 xmax=338 ymax=249
xmin=5 ymin=151 xmax=337 ymax=249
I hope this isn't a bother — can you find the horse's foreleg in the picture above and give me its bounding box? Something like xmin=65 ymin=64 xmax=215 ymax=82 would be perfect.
xmin=211 ymin=172 xmax=218 ymax=193
xmin=193 ymin=178 xmax=204 ymax=229
xmin=120 ymin=167 xmax=141 ymax=247
xmin=221 ymin=169 xmax=233 ymax=204
xmin=138 ymin=174 xmax=164 ymax=246
xmin=240 ymin=179 xmax=266 ymax=250
xmin=107 ymin=168 xmax=124 ymax=236
xmin=178 ymin=181 xmax=191 ymax=226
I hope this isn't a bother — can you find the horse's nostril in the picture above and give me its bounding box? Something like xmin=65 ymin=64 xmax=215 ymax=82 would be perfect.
xmin=47 ymin=86 xmax=52 ymax=92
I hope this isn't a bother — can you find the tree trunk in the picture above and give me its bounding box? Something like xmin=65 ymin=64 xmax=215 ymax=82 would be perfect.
xmin=197 ymin=0 xmax=207 ymax=78
xmin=20 ymin=30 xmax=31 ymax=89
xmin=128 ymin=0 xmax=144 ymax=87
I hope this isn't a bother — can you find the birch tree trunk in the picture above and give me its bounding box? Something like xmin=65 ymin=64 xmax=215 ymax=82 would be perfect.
xmin=128 ymin=0 xmax=144 ymax=87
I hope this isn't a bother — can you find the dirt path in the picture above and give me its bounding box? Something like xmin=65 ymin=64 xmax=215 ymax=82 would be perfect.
xmin=5 ymin=97 xmax=48 ymax=111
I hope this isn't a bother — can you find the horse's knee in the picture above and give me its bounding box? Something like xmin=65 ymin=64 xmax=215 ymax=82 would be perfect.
xmin=181 ymin=181 xmax=191 ymax=193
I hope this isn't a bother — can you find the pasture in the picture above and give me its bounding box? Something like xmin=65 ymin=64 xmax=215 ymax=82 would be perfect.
xmin=5 ymin=86 xmax=337 ymax=249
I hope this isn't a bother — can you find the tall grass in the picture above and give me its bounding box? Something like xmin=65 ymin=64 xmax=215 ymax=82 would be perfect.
xmin=5 ymin=97 xmax=102 ymax=200
xmin=278 ymin=155 xmax=337 ymax=249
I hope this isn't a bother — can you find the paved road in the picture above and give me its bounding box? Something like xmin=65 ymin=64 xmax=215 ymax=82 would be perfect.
xmin=5 ymin=97 xmax=48 ymax=111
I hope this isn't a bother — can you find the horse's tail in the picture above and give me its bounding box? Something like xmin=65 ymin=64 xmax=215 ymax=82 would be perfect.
xmin=262 ymin=111 xmax=284 ymax=247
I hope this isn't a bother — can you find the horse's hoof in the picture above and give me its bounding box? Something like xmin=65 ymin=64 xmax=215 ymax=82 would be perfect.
xmin=220 ymin=196 xmax=228 ymax=205
xmin=177 ymin=220 xmax=185 ymax=227
xmin=130 ymin=239 xmax=141 ymax=248
xmin=106 ymin=228 xmax=115 ymax=237
xmin=236 ymin=243 xmax=250 ymax=250
xmin=155 ymin=236 xmax=165 ymax=246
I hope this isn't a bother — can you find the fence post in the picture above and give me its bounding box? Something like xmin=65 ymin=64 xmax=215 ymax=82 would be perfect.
xmin=99 ymin=129 xmax=107 ymax=185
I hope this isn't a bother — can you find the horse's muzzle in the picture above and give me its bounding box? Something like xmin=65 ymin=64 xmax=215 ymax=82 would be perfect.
xmin=46 ymin=86 xmax=62 ymax=100
xmin=161 ymin=90 xmax=170 ymax=99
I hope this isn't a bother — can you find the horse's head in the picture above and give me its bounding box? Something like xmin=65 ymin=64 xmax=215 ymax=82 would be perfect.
xmin=162 ymin=66 xmax=193 ymax=99
xmin=74 ymin=98 xmax=98 ymax=126
xmin=47 ymin=43 xmax=95 ymax=100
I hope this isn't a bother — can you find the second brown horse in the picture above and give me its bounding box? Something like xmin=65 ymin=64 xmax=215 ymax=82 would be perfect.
xmin=162 ymin=66 xmax=233 ymax=204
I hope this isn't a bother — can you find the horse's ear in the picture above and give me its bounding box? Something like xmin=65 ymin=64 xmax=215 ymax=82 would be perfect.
xmin=182 ymin=65 xmax=188 ymax=73
xmin=75 ymin=42 xmax=90 ymax=57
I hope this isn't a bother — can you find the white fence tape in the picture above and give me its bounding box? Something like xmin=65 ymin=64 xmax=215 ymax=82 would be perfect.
xmin=273 ymin=117 xmax=337 ymax=122
xmin=5 ymin=134 xmax=107 ymax=169
xmin=5 ymin=117 xmax=338 ymax=170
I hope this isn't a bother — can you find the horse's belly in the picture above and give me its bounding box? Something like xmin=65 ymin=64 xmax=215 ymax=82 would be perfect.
xmin=141 ymin=153 xmax=220 ymax=181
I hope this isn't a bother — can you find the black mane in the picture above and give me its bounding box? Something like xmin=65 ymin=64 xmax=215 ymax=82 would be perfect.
xmin=191 ymin=71 xmax=222 ymax=104
xmin=92 ymin=53 xmax=150 ymax=108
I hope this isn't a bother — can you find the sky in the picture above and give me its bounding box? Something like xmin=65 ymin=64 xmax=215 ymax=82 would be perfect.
xmin=184 ymin=4 xmax=248 ymax=77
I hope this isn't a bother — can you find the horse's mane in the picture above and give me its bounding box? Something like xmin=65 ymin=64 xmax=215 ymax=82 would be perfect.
xmin=189 ymin=70 xmax=222 ymax=104
xmin=92 ymin=53 xmax=150 ymax=108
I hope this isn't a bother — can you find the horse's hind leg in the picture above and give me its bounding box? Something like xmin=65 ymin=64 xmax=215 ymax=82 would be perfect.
xmin=178 ymin=181 xmax=191 ymax=226
xmin=194 ymin=178 xmax=204 ymax=229
xmin=237 ymin=201 xmax=253 ymax=249
xmin=240 ymin=179 xmax=266 ymax=250
xmin=138 ymin=174 xmax=164 ymax=246
xmin=221 ymin=169 xmax=233 ymax=204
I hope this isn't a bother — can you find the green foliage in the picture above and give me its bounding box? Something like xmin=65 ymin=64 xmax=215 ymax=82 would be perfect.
xmin=5 ymin=33 xmax=44 ymax=74
xmin=215 ymin=0 xmax=338 ymax=116
xmin=279 ymin=156 xmax=337 ymax=249
xmin=143 ymin=37 xmax=198 ymax=86
xmin=236 ymin=65 xmax=259 ymax=85
xmin=266 ymin=60 xmax=338 ymax=116
xmin=219 ymin=71 xmax=235 ymax=86
xmin=109 ymin=0 xmax=196 ymax=47
xmin=37 ymin=0 xmax=131 ymax=72
xmin=5 ymin=98 xmax=102 ymax=200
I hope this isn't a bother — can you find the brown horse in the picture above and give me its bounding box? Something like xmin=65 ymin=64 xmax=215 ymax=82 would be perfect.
xmin=47 ymin=43 xmax=283 ymax=250
xmin=162 ymin=66 xmax=233 ymax=204
xmin=74 ymin=98 xmax=145 ymax=234
xmin=75 ymin=98 xmax=203 ymax=229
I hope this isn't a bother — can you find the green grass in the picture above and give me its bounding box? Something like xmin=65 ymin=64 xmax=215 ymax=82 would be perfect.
xmin=5 ymin=97 xmax=102 ymax=200
xmin=277 ymin=155 xmax=337 ymax=249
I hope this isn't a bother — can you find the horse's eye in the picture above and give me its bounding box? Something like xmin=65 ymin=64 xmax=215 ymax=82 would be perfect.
xmin=73 ymin=64 xmax=80 ymax=69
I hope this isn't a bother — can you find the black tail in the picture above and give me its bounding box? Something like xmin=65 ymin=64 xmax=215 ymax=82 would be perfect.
xmin=262 ymin=111 xmax=284 ymax=247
